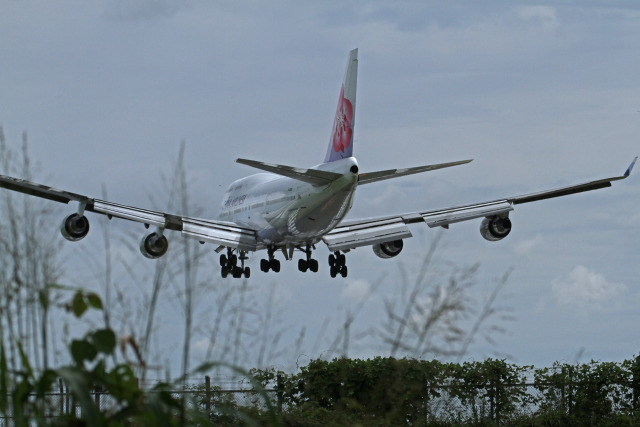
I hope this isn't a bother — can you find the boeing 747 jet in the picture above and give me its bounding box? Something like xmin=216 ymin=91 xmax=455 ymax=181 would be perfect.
xmin=0 ymin=49 xmax=635 ymax=278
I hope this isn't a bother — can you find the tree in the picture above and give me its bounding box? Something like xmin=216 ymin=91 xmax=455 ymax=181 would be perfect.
xmin=0 ymin=127 xmax=62 ymax=373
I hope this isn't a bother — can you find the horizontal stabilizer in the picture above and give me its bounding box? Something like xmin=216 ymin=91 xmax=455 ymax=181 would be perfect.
xmin=236 ymin=158 xmax=342 ymax=185
xmin=358 ymin=159 xmax=473 ymax=185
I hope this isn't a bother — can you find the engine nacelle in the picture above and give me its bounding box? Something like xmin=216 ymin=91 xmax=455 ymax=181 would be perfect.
xmin=60 ymin=213 xmax=90 ymax=242
xmin=140 ymin=232 xmax=169 ymax=259
xmin=372 ymin=240 xmax=404 ymax=259
xmin=480 ymin=216 xmax=512 ymax=242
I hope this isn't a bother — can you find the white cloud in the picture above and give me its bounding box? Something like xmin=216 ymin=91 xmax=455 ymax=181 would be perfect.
xmin=513 ymin=234 xmax=543 ymax=255
xmin=193 ymin=337 xmax=209 ymax=353
xmin=552 ymin=265 xmax=626 ymax=311
xmin=341 ymin=279 xmax=374 ymax=302
xmin=517 ymin=6 xmax=558 ymax=27
xmin=104 ymin=0 xmax=191 ymax=21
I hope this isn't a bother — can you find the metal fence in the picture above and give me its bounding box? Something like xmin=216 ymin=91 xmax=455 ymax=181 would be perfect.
xmin=1 ymin=380 xmax=637 ymax=425
xmin=0 ymin=378 xmax=278 ymax=426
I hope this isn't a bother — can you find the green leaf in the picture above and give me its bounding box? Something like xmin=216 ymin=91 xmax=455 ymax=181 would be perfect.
xmin=56 ymin=366 xmax=103 ymax=426
xmin=35 ymin=369 xmax=57 ymax=397
xmin=107 ymin=364 xmax=140 ymax=401
xmin=70 ymin=339 xmax=97 ymax=365
xmin=16 ymin=340 xmax=34 ymax=379
xmin=72 ymin=291 xmax=88 ymax=318
xmin=91 ymin=359 xmax=107 ymax=378
xmin=38 ymin=288 xmax=49 ymax=310
xmin=0 ymin=343 xmax=7 ymax=412
xmin=87 ymin=292 xmax=103 ymax=310
xmin=90 ymin=329 xmax=116 ymax=355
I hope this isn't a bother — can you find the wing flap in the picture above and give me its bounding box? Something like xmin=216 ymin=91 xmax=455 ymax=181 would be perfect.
xmin=423 ymin=201 xmax=514 ymax=228
xmin=182 ymin=217 xmax=257 ymax=251
xmin=91 ymin=200 xmax=168 ymax=228
xmin=323 ymin=217 xmax=412 ymax=251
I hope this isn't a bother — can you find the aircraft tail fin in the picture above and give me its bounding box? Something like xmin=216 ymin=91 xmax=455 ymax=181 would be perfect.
xmin=324 ymin=48 xmax=358 ymax=163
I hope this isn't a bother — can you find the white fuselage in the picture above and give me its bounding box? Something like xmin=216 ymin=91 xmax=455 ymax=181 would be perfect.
xmin=218 ymin=157 xmax=359 ymax=249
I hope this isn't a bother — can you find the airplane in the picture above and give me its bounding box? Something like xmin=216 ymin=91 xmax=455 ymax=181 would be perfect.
xmin=0 ymin=48 xmax=635 ymax=279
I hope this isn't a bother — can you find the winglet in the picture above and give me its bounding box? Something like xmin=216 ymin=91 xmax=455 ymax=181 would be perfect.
xmin=624 ymin=156 xmax=637 ymax=177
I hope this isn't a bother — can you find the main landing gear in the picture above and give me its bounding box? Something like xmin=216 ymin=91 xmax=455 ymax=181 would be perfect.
xmin=220 ymin=248 xmax=250 ymax=279
xmin=298 ymin=244 xmax=319 ymax=273
xmin=329 ymin=251 xmax=348 ymax=278
xmin=220 ymin=246 xmax=348 ymax=278
xmin=260 ymin=246 xmax=281 ymax=273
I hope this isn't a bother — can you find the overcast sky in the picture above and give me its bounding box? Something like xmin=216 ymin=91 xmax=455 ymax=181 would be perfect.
xmin=1 ymin=1 xmax=639 ymax=376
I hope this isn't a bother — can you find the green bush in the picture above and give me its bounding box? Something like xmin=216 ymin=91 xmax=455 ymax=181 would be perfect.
xmin=4 ymin=288 xmax=640 ymax=426
xmin=0 ymin=288 xmax=278 ymax=426
xmin=249 ymin=356 xmax=640 ymax=426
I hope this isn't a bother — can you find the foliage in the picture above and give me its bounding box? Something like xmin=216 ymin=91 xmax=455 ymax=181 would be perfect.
xmin=0 ymin=130 xmax=61 ymax=374
xmin=0 ymin=288 xmax=278 ymax=426
xmin=247 ymin=356 xmax=640 ymax=426
xmin=5 ymin=302 xmax=640 ymax=427
xmin=445 ymin=359 xmax=533 ymax=424
xmin=533 ymin=359 xmax=638 ymax=424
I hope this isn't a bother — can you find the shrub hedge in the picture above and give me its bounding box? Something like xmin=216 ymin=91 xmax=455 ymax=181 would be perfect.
xmin=250 ymin=356 xmax=640 ymax=426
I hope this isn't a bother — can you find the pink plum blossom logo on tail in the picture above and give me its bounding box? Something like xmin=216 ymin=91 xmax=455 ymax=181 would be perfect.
xmin=332 ymin=84 xmax=354 ymax=154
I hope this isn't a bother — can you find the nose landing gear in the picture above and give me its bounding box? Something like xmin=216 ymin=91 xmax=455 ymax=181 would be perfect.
xmin=260 ymin=246 xmax=281 ymax=273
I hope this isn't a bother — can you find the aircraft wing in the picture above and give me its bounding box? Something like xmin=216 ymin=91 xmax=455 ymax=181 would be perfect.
xmin=323 ymin=158 xmax=636 ymax=252
xmin=0 ymin=174 xmax=259 ymax=251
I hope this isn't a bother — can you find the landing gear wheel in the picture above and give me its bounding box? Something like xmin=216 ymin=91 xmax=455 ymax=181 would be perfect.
xmin=232 ymin=266 xmax=243 ymax=278
xmin=298 ymin=244 xmax=318 ymax=274
xmin=329 ymin=251 xmax=347 ymax=278
xmin=309 ymin=259 xmax=319 ymax=272
xmin=261 ymin=246 xmax=280 ymax=273
xmin=330 ymin=266 xmax=338 ymax=278
xmin=221 ymin=249 xmax=250 ymax=279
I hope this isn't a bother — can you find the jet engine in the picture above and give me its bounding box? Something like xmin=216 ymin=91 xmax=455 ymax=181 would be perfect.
xmin=372 ymin=240 xmax=404 ymax=259
xmin=479 ymin=216 xmax=512 ymax=242
xmin=60 ymin=213 xmax=90 ymax=242
xmin=140 ymin=232 xmax=169 ymax=259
